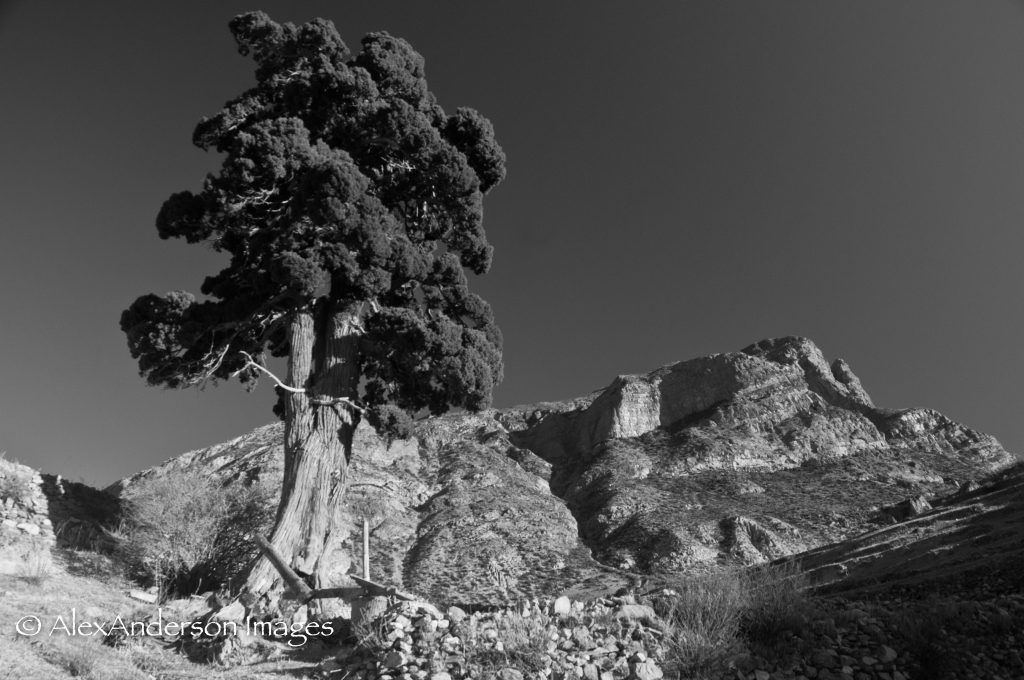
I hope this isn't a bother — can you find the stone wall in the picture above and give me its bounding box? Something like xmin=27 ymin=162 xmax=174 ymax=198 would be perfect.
xmin=0 ymin=458 xmax=55 ymax=575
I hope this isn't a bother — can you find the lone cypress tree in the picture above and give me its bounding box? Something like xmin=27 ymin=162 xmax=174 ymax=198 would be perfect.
xmin=120 ymin=12 xmax=505 ymax=607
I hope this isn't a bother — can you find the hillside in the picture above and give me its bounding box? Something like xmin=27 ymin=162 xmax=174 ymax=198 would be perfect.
xmin=112 ymin=336 xmax=1016 ymax=605
xmin=4 ymin=336 xmax=1023 ymax=679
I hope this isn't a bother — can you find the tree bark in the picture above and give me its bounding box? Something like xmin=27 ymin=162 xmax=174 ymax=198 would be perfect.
xmin=245 ymin=301 xmax=361 ymax=616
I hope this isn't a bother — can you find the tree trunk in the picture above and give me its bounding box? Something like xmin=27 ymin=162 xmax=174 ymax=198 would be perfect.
xmin=245 ymin=302 xmax=361 ymax=617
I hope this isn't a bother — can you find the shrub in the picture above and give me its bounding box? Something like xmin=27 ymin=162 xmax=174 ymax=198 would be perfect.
xmin=741 ymin=560 xmax=815 ymax=653
xmin=56 ymin=516 xmax=121 ymax=555
xmin=352 ymin=610 xmax=390 ymax=652
xmin=0 ymin=453 xmax=35 ymax=503
xmin=651 ymin=561 xmax=816 ymax=675
xmin=652 ymin=569 xmax=749 ymax=678
xmin=461 ymin=610 xmax=555 ymax=675
xmin=111 ymin=468 xmax=276 ymax=598
xmin=205 ymin=475 xmax=278 ymax=590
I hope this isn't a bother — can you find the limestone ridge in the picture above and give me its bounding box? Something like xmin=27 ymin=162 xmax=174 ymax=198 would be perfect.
xmin=113 ymin=337 xmax=1014 ymax=604
xmin=510 ymin=336 xmax=1010 ymax=572
xmin=526 ymin=338 xmax=881 ymax=455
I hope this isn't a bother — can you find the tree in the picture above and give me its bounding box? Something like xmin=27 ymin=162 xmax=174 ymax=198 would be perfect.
xmin=120 ymin=12 xmax=505 ymax=613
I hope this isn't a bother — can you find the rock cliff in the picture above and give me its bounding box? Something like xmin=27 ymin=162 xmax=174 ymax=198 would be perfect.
xmin=512 ymin=337 xmax=1011 ymax=573
xmin=113 ymin=337 xmax=1015 ymax=605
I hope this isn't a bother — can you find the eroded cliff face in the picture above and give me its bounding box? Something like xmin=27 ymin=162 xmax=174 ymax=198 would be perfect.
xmin=114 ymin=337 xmax=1015 ymax=604
xmin=546 ymin=336 xmax=1008 ymax=575
xmin=512 ymin=337 xmax=1010 ymax=572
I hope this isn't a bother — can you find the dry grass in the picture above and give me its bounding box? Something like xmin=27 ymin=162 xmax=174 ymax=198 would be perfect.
xmin=0 ymin=453 xmax=36 ymax=503
xmin=741 ymin=559 xmax=815 ymax=649
xmin=34 ymin=638 xmax=146 ymax=679
xmin=0 ymin=557 xmax=321 ymax=679
xmin=16 ymin=537 xmax=53 ymax=587
xmin=650 ymin=561 xmax=815 ymax=677
xmin=351 ymin=608 xmax=390 ymax=652
xmin=652 ymin=569 xmax=749 ymax=678
xmin=460 ymin=608 xmax=558 ymax=675
xmin=54 ymin=519 xmax=115 ymax=555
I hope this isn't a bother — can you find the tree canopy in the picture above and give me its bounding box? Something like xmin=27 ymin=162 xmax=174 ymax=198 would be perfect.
xmin=121 ymin=12 xmax=506 ymax=435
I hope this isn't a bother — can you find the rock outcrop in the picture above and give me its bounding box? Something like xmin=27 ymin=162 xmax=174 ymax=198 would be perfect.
xmin=113 ymin=336 xmax=1016 ymax=603
xmin=1 ymin=456 xmax=119 ymax=575
xmin=0 ymin=459 xmax=54 ymax=574
xmin=512 ymin=337 xmax=1011 ymax=572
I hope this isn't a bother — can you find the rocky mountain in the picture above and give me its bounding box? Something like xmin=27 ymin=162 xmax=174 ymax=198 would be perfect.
xmin=112 ymin=336 xmax=1016 ymax=607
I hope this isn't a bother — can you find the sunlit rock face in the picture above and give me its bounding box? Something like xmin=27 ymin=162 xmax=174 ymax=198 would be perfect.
xmin=512 ymin=336 xmax=1012 ymax=572
xmin=116 ymin=337 xmax=1015 ymax=603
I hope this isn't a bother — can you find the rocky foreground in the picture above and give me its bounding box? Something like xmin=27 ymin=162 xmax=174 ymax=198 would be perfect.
xmin=308 ymin=592 xmax=1023 ymax=680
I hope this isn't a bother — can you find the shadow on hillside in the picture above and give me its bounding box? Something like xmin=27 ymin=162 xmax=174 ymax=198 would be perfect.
xmin=797 ymin=462 xmax=1024 ymax=597
xmin=40 ymin=473 xmax=121 ymax=569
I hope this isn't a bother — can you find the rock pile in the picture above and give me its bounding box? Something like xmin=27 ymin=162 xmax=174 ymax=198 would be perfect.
xmin=726 ymin=599 xmax=910 ymax=680
xmin=0 ymin=458 xmax=55 ymax=574
xmin=724 ymin=593 xmax=1024 ymax=680
xmin=0 ymin=460 xmax=53 ymax=537
xmin=321 ymin=595 xmax=667 ymax=680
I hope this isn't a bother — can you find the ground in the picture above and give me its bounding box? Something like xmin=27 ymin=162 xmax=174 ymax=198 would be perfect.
xmin=0 ymin=548 xmax=328 ymax=679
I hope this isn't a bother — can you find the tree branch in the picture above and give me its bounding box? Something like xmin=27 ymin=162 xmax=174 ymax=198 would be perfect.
xmin=253 ymin=535 xmax=314 ymax=602
xmin=309 ymin=395 xmax=366 ymax=413
xmin=234 ymin=351 xmax=305 ymax=393
xmin=233 ymin=350 xmax=366 ymax=414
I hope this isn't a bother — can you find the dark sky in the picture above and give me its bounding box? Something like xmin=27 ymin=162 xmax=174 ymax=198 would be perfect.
xmin=2 ymin=2 xmax=1023 ymax=487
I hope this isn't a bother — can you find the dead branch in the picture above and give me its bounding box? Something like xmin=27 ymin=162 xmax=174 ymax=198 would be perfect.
xmin=234 ymin=351 xmax=366 ymax=413
xmin=234 ymin=351 xmax=305 ymax=393
xmin=252 ymin=536 xmax=383 ymax=604
xmin=253 ymin=535 xmax=314 ymax=602
xmin=308 ymin=395 xmax=366 ymax=413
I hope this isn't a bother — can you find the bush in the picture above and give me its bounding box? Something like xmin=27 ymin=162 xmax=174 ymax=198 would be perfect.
xmin=452 ymin=609 xmax=568 ymax=676
xmin=0 ymin=453 xmax=36 ymax=503
xmin=352 ymin=609 xmax=390 ymax=652
xmin=652 ymin=569 xmax=749 ymax=678
xmin=652 ymin=561 xmax=815 ymax=676
xmin=741 ymin=560 xmax=814 ymax=649
xmin=111 ymin=468 xmax=276 ymax=598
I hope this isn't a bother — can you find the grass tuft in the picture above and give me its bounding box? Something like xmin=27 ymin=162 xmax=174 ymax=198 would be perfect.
xmin=741 ymin=559 xmax=814 ymax=650
xmin=16 ymin=536 xmax=53 ymax=587
xmin=652 ymin=569 xmax=749 ymax=678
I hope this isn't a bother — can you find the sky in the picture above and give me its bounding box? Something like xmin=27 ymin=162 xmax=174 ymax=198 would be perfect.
xmin=1 ymin=2 xmax=1023 ymax=487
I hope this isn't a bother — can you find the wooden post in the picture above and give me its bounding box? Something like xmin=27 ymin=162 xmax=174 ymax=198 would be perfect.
xmin=362 ymin=518 xmax=370 ymax=580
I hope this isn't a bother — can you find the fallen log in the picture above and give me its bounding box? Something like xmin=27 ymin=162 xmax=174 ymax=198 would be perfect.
xmin=254 ymin=535 xmax=315 ymax=602
xmin=253 ymin=535 xmax=377 ymax=603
